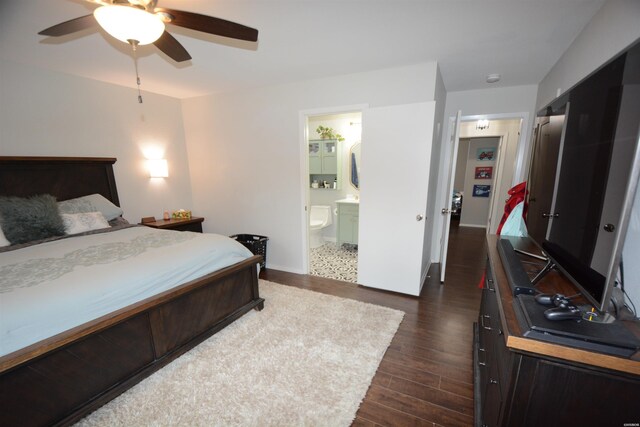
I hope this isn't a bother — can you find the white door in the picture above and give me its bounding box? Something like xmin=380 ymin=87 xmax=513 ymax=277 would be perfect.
xmin=358 ymin=102 xmax=435 ymax=296
xmin=439 ymin=111 xmax=462 ymax=282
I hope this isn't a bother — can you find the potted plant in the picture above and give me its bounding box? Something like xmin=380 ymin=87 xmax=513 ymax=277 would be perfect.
xmin=316 ymin=125 xmax=345 ymax=141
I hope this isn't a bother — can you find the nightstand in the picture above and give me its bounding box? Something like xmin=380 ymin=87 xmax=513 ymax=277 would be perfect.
xmin=140 ymin=217 xmax=204 ymax=233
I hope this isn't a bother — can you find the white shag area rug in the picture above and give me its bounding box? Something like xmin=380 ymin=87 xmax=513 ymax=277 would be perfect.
xmin=75 ymin=280 xmax=404 ymax=427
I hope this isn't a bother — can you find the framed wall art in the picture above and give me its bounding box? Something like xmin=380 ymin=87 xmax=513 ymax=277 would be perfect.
xmin=475 ymin=166 xmax=493 ymax=179
xmin=476 ymin=147 xmax=496 ymax=161
xmin=473 ymin=184 xmax=491 ymax=197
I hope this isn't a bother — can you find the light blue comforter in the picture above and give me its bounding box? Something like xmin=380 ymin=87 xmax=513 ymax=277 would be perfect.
xmin=0 ymin=227 xmax=255 ymax=357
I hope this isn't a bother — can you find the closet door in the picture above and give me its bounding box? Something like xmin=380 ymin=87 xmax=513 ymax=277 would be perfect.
xmin=527 ymin=116 xmax=563 ymax=244
xmin=358 ymin=102 xmax=435 ymax=296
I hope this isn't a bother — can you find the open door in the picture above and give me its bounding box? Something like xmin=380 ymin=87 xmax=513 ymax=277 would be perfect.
xmin=358 ymin=102 xmax=435 ymax=296
xmin=439 ymin=111 xmax=462 ymax=283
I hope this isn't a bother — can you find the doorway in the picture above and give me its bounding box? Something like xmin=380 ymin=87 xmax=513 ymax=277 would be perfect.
xmin=455 ymin=137 xmax=500 ymax=228
xmin=304 ymin=111 xmax=362 ymax=283
xmin=439 ymin=115 xmax=527 ymax=282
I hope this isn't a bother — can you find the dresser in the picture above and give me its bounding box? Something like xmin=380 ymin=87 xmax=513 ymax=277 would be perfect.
xmin=475 ymin=235 xmax=640 ymax=427
xmin=336 ymin=200 xmax=359 ymax=247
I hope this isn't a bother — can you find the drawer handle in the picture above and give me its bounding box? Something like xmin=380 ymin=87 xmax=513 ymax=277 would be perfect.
xmin=480 ymin=314 xmax=492 ymax=330
xmin=477 ymin=350 xmax=487 ymax=367
xmin=490 ymin=378 xmax=498 ymax=384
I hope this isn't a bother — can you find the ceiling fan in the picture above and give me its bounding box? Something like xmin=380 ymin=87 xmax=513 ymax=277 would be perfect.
xmin=38 ymin=0 xmax=259 ymax=63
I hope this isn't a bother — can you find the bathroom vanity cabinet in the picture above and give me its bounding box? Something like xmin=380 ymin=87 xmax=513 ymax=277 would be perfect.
xmin=336 ymin=200 xmax=359 ymax=247
xmin=309 ymin=139 xmax=340 ymax=188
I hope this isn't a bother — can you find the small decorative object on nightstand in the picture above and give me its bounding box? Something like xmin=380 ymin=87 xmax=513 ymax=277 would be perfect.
xmin=140 ymin=216 xmax=204 ymax=233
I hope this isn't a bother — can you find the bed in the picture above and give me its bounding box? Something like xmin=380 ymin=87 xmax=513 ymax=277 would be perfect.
xmin=0 ymin=157 xmax=264 ymax=427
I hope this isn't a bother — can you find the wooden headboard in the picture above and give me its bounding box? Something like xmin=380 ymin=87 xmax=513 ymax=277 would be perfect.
xmin=0 ymin=157 xmax=120 ymax=206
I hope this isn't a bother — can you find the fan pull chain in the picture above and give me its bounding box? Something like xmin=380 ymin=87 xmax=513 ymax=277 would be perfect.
xmin=128 ymin=39 xmax=143 ymax=103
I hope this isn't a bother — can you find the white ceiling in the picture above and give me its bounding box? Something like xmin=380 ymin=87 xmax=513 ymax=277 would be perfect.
xmin=0 ymin=0 xmax=606 ymax=99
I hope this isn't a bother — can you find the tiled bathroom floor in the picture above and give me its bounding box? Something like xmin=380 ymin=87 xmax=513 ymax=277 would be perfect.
xmin=309 ymin=242 xmax=358 ymax=283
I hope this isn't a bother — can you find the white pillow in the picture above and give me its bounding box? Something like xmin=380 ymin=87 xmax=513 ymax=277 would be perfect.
xmin=61 ymin=212 xmax=110 ymax=235
xmin=58 ymin=194 xmax=124 ymax=221
xmin=0 ymin=225 xmax=9 ymax=247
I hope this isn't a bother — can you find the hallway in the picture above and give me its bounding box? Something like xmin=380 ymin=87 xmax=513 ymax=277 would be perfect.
xmin=262 ymin=222 xmax=487 ymax=426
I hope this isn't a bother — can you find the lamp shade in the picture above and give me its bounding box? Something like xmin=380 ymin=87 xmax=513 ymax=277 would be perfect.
xmin=94 ymin=5 xmax=165 ymax=45
xmin=148 ymin=159 xmax=169 ymax=178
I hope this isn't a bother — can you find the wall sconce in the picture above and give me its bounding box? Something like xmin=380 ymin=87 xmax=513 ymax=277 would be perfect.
xmin=148 ymin=159 xmax=169 ymax=178
xmin=476 ymin=119 xmax=490 ymax=130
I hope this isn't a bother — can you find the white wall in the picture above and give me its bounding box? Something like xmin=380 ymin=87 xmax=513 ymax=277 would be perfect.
xmin=453 ymin=139 xmax=470 ymax=192
xmin=536 ymin=0 xmax=640 ymax=308
xmin=0 ymin=60 xmax=193 ymax=223
xmin=432 ymin=85 xmax=538 ymax=261
xmin=181 ymin=62 xmax=439 ymax=273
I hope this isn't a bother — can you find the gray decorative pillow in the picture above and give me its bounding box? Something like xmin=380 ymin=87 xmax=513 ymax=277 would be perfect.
xmin=58 ymin=193 xmax=124 ymax=221
xmin=0 ymin=225 xmax=10 ymax=247
xmin=0 ymin=194 xmax=66 ymax=245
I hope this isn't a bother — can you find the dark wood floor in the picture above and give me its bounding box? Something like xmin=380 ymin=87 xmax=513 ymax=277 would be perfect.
xmin=260 ymin=221 xmax=487 ymax=426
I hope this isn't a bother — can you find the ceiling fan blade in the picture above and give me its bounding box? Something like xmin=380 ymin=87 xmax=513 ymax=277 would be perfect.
xmin=156 ymin=8 xmax=258 ymax=42
xmin=38 ymin=14 xmax=97 ymax=37
xmin=153 ymin=31 xmax=192 ymax=62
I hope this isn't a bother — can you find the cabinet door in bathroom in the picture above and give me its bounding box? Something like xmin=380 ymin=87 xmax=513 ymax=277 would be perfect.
xmin=321 ymin=140 xmax=338 ymax=174
xmin=309 ymin=139 xmax=339 ymax=175
xmin=309 ymin=141 xmax=322 ymax=174
xmin=337 ymin=202 xmax=359 ymax=246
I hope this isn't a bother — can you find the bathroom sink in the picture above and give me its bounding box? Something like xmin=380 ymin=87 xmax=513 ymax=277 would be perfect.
xmin=336 ymin=198 xmax=359 ymax=204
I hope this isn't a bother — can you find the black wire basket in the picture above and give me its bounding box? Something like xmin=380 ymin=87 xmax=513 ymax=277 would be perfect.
xmin=230 ymin=234 xmax=268 ymax=269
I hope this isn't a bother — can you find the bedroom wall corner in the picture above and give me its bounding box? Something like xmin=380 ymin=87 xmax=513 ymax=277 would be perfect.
xmin=0 ymin=60 xmax=193 ymax=223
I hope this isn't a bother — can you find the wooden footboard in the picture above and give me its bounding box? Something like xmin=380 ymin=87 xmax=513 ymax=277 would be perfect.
xmin=0 ymin=255 xmax=263 ymax=427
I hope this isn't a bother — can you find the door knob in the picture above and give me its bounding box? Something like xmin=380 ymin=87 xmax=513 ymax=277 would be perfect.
xmin=441 ymin=208 xmax=450 ymax=215
xmin=416 ymin=214 xmax=424 ymax=221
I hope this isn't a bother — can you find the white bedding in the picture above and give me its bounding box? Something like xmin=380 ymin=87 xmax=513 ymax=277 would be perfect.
xmin=0 ymin=226 xmax=255 ymax=357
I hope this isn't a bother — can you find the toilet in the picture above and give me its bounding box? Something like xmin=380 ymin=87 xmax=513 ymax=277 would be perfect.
xmin=309 ymin=205 xmax=332 ymax=248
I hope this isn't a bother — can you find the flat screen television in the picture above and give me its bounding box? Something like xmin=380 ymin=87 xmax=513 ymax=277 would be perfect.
xmin=527 ymin=41 xmax=640 ymax=316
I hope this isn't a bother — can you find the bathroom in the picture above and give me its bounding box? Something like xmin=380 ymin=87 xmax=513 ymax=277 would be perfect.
xmin=307 ymin=112 xmax=362 ymax=283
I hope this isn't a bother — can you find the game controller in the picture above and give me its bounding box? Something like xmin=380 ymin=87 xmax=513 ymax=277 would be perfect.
xmin=535 ymin=293 xmax=555 ymax=306
xmin=544 ymin=305 xmax=583 ymax=321
xmin=535 ymin=293 xmax=571 ymax=308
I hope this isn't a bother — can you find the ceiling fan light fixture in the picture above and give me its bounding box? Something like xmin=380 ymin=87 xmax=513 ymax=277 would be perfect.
xmin=94 ymin=5 xmax=165 ymax=45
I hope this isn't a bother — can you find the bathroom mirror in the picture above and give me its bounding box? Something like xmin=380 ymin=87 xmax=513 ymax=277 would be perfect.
xmin=349 ymin=142 xmax=361 ymax=189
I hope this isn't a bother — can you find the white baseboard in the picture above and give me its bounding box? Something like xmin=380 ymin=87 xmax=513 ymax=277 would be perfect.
xmin=459 ymin=223 xmax=487 ymax=229
xmin=265 ymin=264 xmax=305 ymax=274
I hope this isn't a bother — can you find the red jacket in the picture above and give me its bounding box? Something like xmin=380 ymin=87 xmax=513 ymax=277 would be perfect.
xmin=496 ymin=182 xmax=528 ymax=235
